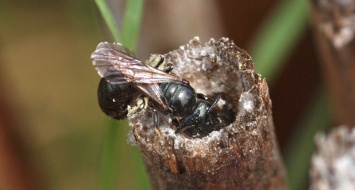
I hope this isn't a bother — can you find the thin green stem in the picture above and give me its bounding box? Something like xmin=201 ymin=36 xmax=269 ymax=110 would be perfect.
xmin=99 ymin=120 xmax=126 ymax=190
xmin=251 ymin=0 xmax=309 ymax=83
xmin=122 ymin=0 xmax=145 ymax=50
xmin=284 ymin=88 xmax=330 ymax=190
xmin=249 ymin=1 xmax=331 ymax=189
xmin=94 ymin=0 xmax=145 ymax=189
xmin=94 ymin=0 xmax=120 ymax=41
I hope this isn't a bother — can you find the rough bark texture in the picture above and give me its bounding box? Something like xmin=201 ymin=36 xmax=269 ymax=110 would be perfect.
xmin=128 ymin=37 xmax=287 ymax=190
xmin=310 ymin=127 xmax=355 ymax=190
xmin=310 ymin=0 xmax=355 ymax=125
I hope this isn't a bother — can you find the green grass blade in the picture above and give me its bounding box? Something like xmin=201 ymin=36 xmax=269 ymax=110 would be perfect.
xmin=249 ymin=1 xmax=332 ymax=189
xmin=99 ymin=120 xmax=126 ymax=190
xmin=284 ymin=89 xmax=330 ymax=190
xmin=94 ymin=0 xmax=120 ymax=41
xmin=94 ymin=0 xmax=146 ymax=189
xmin=250 ymin=0 xmax=309 ymax=82
xmin=121 ymin=0 xmax=145 ymax=50
xmin=120 ymin=0 xmax=148 ymax=189
xmin=94 ymin=0 xmax=123 ymax=186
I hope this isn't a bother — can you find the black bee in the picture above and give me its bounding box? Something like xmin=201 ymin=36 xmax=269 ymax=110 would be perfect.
xmin=91 ymin=42 xmax=235 ymax=137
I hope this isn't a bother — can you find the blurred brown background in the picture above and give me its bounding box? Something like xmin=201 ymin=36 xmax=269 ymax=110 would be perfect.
xmin=0 ymin=0 xmax=320 ymax=189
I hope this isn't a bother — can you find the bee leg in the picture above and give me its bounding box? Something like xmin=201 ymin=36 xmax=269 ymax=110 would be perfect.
xmin=153 ymin=109 xmax=179 ymax=174
xmin=175 ymin=110 xmax=200 ymax=134
xmin=153 ymin=109 xmax=159 ymax=126
xmin=158 ymin=55 xmax=173 ymax=72
xmin=163 ymin=62 xmax=174 ymax=72
xmin=127 ymin=96 xmax=150 ymax=117
xmin=153 ymin=110 xmax=163 ymax=137
xmin=175 ymin=124 xmax=195 ymax=134
xmin=207 ymin=94 xmax=221 ymax=114
xmin=182 ymin=79 xmax=190 ymax=85
xmin=196 ymin=93 xmax=213 ymax=101
xmin=142 ymin=97 xmax=150 ymax=109
xmin=127 ymin=96 xmax=147 ymax=117
xmin=171 ymin=117 xmax=180 ymax=127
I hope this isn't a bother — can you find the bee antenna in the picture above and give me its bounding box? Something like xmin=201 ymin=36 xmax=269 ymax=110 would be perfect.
xmin=182 ymin=79 xmax=190 ymax=85
xmin=207 ymin=94 xmax=221 ymax=114
xmin=175 ymin=124 xmax=195 ymax=134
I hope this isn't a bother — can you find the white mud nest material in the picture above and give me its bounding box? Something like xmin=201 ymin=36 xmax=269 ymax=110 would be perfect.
xmin=310 ymin=126 xmax=355 ymax=190
xmin=127 ymin=37 xmax=286 ymax=189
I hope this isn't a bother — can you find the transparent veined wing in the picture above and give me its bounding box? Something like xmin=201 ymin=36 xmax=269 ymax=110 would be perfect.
xmin=91 ymin=42 xmax=182 ymax=85
xmin=91 ymin=42 xmax=180 ymax=113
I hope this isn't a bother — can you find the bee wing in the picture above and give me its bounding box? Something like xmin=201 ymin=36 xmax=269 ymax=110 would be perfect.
xmin=91 ymin=42 xmax=182 ymax=84
xmin=135 ymin=83 xmax=172 ymax=112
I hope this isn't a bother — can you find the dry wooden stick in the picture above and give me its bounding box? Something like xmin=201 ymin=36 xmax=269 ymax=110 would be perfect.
xmin=310 ymin=126 xmax=355 ymax=190
xmin=128 ymin=37 xmax=287 ymax=189
xmin=310 ymin=0 xmax=355 ymax=125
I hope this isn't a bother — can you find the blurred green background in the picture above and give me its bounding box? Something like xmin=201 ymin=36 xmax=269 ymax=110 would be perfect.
xmin=0 ymin=0 xmax=329 ymax=189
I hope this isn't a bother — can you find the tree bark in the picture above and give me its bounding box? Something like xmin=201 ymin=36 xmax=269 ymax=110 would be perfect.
xmin=127 ymin=37 xmax=287 ymax=190
xmin=310 ymin=126 xmax=355 ymax=190
xmin=310 ymin=0 xmax=355 ymax=126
